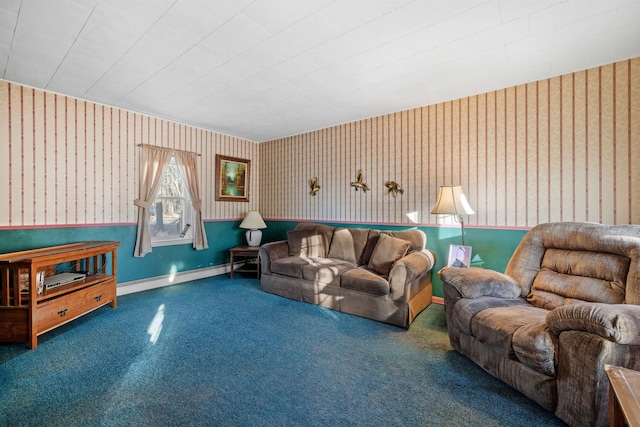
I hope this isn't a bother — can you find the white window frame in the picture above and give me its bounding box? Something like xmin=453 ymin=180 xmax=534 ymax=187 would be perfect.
xmin=150 ymin=155 xmax=195 ymax=247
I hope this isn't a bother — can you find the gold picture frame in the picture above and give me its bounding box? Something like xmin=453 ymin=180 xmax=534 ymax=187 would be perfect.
xmin=216 ymin=155 xmax=250 ymax=202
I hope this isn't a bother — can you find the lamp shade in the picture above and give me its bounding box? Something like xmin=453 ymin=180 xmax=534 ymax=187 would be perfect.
xmin=431 ymin=185 xmax=474 ymax=246
xmin=239 ymin=211 xmax=267 ymax=246
xmin=239 ymin=211 xmax=267 ymax=230
xmin=431 ymin=186 xmax=474 ymax=216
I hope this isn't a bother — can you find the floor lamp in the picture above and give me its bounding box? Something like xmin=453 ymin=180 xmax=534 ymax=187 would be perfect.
xmin=431 ymin=185 xmax=474 ymax=245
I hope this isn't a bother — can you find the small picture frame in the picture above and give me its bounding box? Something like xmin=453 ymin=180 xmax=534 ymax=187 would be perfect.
xmin=447 ymin=244 xmax=472 ymax=268
xmin=216 ymin=155 xmax=250 ymax=202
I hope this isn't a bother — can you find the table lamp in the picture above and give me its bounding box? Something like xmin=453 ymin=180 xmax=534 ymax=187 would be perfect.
xmin=431 ymin=185 xmax=474 ymax=245
xmin=239 ymin=211 xmax=267 ymax=246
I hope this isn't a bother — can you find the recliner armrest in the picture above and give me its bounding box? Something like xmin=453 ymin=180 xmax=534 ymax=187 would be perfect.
xmin=546 ymin=302 xmax=640 ymax=345
xmin=440 ymin=268 xmax=521 ymax=299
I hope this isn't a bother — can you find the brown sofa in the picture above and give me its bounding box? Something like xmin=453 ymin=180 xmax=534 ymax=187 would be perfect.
xmin=441 ymin=222 xmax=640 ymax=427
xmin=259 ymin=223 xmax=435 ymax=328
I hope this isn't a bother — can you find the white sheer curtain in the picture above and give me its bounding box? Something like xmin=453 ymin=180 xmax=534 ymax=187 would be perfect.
xmin=174 ymin=151 xmax=208 ymax=251
xmin=133 ymin=146 xmax=173 ymax=257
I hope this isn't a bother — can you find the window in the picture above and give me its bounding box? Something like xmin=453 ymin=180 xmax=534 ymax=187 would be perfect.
xmin=150 ymin=156 xmax=194 ymax=246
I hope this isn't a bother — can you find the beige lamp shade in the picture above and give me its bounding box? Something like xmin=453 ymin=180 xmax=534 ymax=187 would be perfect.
xmin=431 ymin=186 xmax=474 ymax=216
xmin=239 ymin=211 xmax=267 ymax=230
xmin=239 ymin=211 xmax=267 ymax=246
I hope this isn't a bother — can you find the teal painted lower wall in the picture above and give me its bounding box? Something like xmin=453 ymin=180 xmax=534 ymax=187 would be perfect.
xmin=426 ymin=226 xmax=527 ymax=296
xmin=0 ymin=220 xmax=527 ymax=297
xmin=0 ymin=221 xmax=246 ymax=283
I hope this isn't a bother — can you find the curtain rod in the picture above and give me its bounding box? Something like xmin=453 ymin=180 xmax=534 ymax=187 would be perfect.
xmin=137 ymin=144 xmax=201 ymax=156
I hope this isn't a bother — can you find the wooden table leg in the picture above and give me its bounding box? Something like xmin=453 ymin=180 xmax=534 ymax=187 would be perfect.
xmin=230 ymin=251 xmax=235 ymax=279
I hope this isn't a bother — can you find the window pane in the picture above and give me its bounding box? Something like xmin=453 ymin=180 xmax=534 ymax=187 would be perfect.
xmin=150 ymin=159 xmax=193 ymax=241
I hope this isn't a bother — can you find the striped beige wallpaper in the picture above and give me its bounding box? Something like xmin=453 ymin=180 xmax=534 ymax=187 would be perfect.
xmin=2 ymin=57 xmax=638 ymax=229
xmin=0 ymin=81 xmax=259 ymax=228
xmin=260 ymin=57 xmax=640 ymax=228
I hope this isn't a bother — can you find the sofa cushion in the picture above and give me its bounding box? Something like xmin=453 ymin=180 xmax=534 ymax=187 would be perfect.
xmin=471 ymin=305 xmax=548 ymax=359
xmin=512 ymin=323 xmax=557 ymax=376
xmin=341 ymin=267 xmax=390 ymax=296
xmin=327 ymin=228 xmax=370 ymax=265
xmin=327 ymin=228 xmax=356 ymax=263
xmin=288 ymin=229 xmax=327 ymax=258
xmin=302 ymin=259 xmax=356 ymax=285
xmin=271 ymin=257 xmax=315 ymax=278
xmin=367 ymin=233 xmax=410 ymax=276
xmin=294 ymin=223 xmax=335 ymax=252
xmin=386 ymin=229 xmax=425 ymax=253
xmin=527 ymin=248 xmax=629 ymax=309
xmin=351 ymin=228 xmax=373 ymax=264
xmin=452 ymin=297 xmax=528 ymax=336
xmin=361 ymin=229 xmax=381 ymax=266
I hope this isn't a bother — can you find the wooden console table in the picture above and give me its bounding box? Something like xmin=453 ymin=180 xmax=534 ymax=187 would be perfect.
xmin=0 ymin=241 xmax=119 ymax=349
xmin=606 ymin=364 xmax=640 ymax=427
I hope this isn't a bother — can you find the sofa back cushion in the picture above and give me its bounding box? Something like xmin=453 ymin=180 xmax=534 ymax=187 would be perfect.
xmin=527 ymin=248 xmax=629 ymax=309
xmin=288 ymin=229 xmax=328 ymax=258
xmin=505 ymin=222 xmax=640 ymax=307
xmin=362 ymin=230 xmax=382 ymax=266
xmin=327 ymin=228 xmax=370 ymax=265
xmin=290 ymin=223 xmax=427 ymax=268
xmin=294 ymin=223 xmax=335 ymax=252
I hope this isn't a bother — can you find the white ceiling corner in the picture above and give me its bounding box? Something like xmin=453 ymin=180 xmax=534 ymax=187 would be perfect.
xmin=1 ymin=0 xmax=639 ymax=142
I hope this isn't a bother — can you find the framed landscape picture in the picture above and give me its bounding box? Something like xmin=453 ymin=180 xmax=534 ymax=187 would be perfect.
xmin=216 ymin=155 xmax=250 ymax=202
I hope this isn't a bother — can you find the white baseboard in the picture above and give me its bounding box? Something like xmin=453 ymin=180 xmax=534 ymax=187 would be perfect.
xmin=116 ymin=264 xmax=233 ymax=296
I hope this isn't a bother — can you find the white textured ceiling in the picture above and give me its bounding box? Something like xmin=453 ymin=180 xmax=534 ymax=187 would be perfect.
xmin=1 ymin=0 xmax=639 ymax=142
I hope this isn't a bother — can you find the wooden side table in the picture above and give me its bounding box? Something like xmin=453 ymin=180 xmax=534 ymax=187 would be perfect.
xmin=229 ymin=245 xmax=261 ymax=279
xmin=606 ymin=364 xmax=640 ymax=427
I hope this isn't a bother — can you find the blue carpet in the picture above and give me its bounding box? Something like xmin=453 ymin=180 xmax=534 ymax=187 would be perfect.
xmin=0 ymin=275 xmax=565 ymax=426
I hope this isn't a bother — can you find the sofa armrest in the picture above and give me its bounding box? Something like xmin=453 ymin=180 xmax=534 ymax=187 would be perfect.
xmin=259 ymin=240 xmax=289 ymax=275
xmin=546 ymin=303 xmax=640 ymax=345
xmin=440 ymin=268 xmax=521 ymax=299
xmin=393 ymin=249 xmax=435 ymax=279
xmin=388 ymin=249 xmax=435 ymax=300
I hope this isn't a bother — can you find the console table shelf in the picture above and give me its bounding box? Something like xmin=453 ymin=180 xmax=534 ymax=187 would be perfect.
xmin=0 ymin=241 xmax=119 ymax=349
xmin=37 ymin=274 xmax=111 ymax=302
